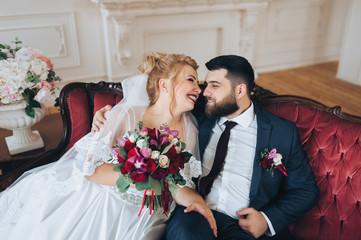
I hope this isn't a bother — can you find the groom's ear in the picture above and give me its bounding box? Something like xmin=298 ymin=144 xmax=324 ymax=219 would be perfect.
xmin=159 ymin=78 xmax=169 ymax=93
xmin=235 ymin=83 xmax=247 ymax=99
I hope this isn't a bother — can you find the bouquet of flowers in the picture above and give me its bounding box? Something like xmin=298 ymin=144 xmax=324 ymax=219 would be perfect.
xmin=112 ymin=121 xmax=192 ymax=216
xmin=0 ymin=37 xmax=61 ymax=118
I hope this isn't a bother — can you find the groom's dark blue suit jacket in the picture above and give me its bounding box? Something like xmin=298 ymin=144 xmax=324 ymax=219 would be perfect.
xmin=193 ymin=101 xmax=319 ymax=234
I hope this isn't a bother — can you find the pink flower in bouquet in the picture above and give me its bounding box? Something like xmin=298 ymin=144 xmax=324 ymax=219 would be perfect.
xmin=38 ymin=56 xmax=53 ymax=69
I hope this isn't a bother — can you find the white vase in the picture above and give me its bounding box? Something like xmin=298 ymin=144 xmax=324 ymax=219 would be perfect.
xmin=0 ymin=101 xmax=45 ymax=155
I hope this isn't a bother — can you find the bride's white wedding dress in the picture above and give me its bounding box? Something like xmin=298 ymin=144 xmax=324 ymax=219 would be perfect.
xmin=0 ymin=74 xmax=202 ymax=240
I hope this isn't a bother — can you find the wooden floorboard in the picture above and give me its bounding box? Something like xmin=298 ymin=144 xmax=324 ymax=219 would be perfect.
xmin=255 ymin=62 xmax=361 ymax=117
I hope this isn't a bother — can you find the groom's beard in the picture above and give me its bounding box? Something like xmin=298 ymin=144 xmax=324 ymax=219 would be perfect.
xmin=205 ymin=94 xmax=239 ymax=118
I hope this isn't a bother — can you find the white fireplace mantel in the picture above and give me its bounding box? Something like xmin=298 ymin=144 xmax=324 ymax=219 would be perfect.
xmin=91 ymin=0 xmax=268 ymax=81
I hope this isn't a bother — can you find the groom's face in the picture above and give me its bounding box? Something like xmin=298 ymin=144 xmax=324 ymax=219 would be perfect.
xmin=203 ymin=69 xmax=239 ymax=118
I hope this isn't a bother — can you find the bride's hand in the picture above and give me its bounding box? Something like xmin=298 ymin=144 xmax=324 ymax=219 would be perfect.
xmin=91 ymin=105 xmax=113 ymax=132
xmin=184 ymin=202 xmax=217 ymax=238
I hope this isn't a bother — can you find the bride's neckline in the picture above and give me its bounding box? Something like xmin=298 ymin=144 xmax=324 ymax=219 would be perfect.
xmin=142 ymin=106 xmax=185 ymax=141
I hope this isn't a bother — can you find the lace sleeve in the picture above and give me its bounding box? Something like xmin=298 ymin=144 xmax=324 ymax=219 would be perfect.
xmin=177 ymin=113 xmax=202 ymax=189
xmin=73 ymin=105 xmax=146 ymax=176
xmin=179 ymin=155 xmax=202 ymax=189
xmin=74 ymin=131 xmax=118 ymax=176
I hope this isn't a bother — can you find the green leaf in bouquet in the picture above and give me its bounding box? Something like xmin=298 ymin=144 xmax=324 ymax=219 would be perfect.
xmin=149 ymin=176 xmax=162 ymax=195
xmin=29 ymin=100 xmax=41 ymax=108
xmin=25 ymin=106 xmax=35 ymax=118
xmin=118 ymin=146 xmax=127 ymax=159
xmin=116 ymin=174 xmax=130 ymax=193
xmin=0 ymin=51 xmax=7 ymax=60
xmin=177 ymin=142 xmax=186 ymax=151
xmin=12 ymin=37 xmax=22 ymax=46
xmin=182 ymin=151 xmax=192 ymax=163
xmin=135 ymin=180 xmax=151 ymax=191
xmin=113 ymin=163 xmax=121 ymax=172
xmin=47 ymin=70 xmax=55 ymax=82
xmin=177 ymin=179 xmax=186 ymax=186
xmin=154 ymin=194 xmax=160 ymax=210
xmin=0 ymin=44 xmax=5 ymax=48
xmin=161 ymin=143 xmax=172 ymax=155
xmin=137 ymin=121 xmax=143 ymax=130
xmin=26 ymin=71 xmax=41 ymax=84
xmin=54 ymin=97 xmax=60 ymax=107
xmin=168 ymin=184 xmax=177 ymax=195
xmin=22 ymin=88 xmax=35 ymax=102
xmin=172 ymin=171 xmax=184 ymax=182
xmin=54 ymin=76 xmax=62 ymax=82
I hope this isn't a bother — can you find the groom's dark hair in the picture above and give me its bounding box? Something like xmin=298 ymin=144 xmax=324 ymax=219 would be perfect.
xmin=205 ymin=55 xmax=255 ymax=95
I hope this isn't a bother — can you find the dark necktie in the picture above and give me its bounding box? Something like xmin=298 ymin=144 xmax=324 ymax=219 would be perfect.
xmin=199 ymin=120 xmax=237 ymax=198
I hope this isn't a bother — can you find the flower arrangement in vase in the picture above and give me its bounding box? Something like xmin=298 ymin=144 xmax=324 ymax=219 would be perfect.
xmin=0 ymin=37 xmax=61 ymax=117
xmin=0 ymin=38 xmax=62 ymax=155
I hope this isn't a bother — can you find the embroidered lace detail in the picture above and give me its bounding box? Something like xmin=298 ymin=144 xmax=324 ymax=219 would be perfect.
xmin=74 ymin=131 xmax=117 ymax=176
xmin=104 ymin=186 xmax=144 ymax=205
xmin=47 ymin=164 xmax=85 ymax=195
xmin=179 ymin=155 xmax=202 ymax=189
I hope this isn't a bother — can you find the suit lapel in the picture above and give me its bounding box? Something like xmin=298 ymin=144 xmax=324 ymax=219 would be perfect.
xmin=198 ymin=117 xmax=217 ymax=161
xmin=249 ymin=105 xmax=272 ymax=202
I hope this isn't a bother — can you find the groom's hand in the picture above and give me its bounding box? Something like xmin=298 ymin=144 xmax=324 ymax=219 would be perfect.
xmin=91 ymin=105 xmax=112 ymax=132
xmin=185 ymin=202 xmax=218 ymax=238
xmin=237 ymin=207 xmax=268 ymax=238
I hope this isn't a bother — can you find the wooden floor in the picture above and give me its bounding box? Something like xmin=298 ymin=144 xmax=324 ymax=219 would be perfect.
xmin=255 ymin=62 xmax=361 ymax=117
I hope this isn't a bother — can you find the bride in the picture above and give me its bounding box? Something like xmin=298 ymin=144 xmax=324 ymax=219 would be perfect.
xmin=0 ymin=52 xmax=217 ymax=240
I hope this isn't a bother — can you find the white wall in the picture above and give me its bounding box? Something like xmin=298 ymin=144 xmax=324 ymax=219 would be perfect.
xmin=337 ymin=0 xmax=361 ymax=86
xmin=0 ymin=0 xmax=352 ymax=107
xmin=254 ymin=0 xmax=350 ymax=72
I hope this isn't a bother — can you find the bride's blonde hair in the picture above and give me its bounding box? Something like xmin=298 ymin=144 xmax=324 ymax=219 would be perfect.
xmin=137 ymin=52 xmax=198 ymax=107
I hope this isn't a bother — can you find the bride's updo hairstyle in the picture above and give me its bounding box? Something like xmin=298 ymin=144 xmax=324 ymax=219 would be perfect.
xmin=137 ymin=52 xmax=198 ymax=107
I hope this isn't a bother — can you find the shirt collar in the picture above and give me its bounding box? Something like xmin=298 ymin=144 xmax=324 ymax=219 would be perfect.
xmin=218 ymin=102 xmax=255 ymax=128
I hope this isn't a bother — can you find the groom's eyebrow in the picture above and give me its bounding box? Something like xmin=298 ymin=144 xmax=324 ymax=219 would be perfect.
xmin=205 ymin=80 xmax=220 ymax=84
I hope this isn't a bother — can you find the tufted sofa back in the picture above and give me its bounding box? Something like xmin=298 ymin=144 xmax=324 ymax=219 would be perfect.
xmin=58 ymin=81 xmax=123 ymax=151
xmin=253 ymin=88 xmax=361 ymax=240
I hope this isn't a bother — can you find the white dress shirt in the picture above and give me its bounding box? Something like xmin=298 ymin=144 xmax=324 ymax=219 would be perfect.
xmin=201 ymin=103 xmax=275 ymax=235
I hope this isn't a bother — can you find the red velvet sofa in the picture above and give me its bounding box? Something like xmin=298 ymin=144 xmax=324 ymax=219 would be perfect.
xmin=1 ymin=81 xmax=361 ymax=239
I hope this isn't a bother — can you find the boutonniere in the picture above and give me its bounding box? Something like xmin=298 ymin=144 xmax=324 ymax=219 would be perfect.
xmin=260 ymin=148 xmax=288 ymax=177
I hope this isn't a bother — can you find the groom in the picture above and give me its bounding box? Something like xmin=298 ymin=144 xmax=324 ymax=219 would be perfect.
xmin=165 ymin=55 xmax=319 ymax=239
xmin=92 ymin=55 xmax=319 ymax=239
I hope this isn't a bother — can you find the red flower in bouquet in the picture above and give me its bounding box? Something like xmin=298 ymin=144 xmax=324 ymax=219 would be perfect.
xmin=112 ymin=121 xmax=192 ymax=216
xmin=259 ymin=148 xmax=288 ymax=177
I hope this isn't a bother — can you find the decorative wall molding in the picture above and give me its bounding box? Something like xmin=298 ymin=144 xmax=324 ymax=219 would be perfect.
xmin=91 ymin=0 xmax=268 ymax=81
xmin=0 ymin=11 xmax=80 ymax=69
xmin=112 ymin=19 xmax=132 ymax=66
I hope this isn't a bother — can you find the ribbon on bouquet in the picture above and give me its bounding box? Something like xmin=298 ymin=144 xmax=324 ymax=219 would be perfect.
xmin=276 ymin=164 xmax=288 ymax=177
xmin=138 ymin=190 xmax=148 ymax=217
xmin=161 ymin=179 xmax=169 ymax=217
xmin=138 ymin=180 xmax=170 ymax=217
xmin=137 ymin=189 xmax=157 ymax=216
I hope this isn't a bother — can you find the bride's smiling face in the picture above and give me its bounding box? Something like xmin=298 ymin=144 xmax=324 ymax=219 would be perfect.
xmin=173 ymin=65 xmax=201 ymax=113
